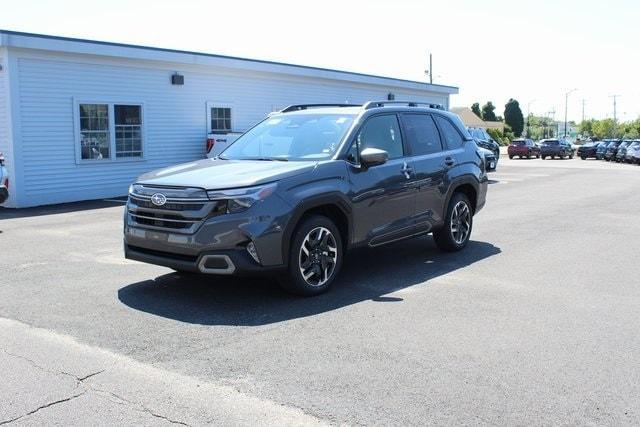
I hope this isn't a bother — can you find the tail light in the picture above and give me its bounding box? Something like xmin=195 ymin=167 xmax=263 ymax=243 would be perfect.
xmin=3 ymin=178 xmax=8 ymax=190
xmin=206 ymin=137 xmax=216 ymax=154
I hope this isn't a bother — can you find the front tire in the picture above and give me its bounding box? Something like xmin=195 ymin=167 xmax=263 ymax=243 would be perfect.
xmin=278 ymin=215 xmax=343 ymax=296
xmin=433 ymin=193 xmax=473 ymax=252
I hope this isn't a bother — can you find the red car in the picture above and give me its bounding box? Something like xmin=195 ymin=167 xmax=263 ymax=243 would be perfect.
xmin=508 ymin=138 xmax=540 ymax=159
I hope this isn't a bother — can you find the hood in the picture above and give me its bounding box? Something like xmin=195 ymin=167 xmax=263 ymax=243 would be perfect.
xmin=136 ymin=158 xmax=317 ymax=190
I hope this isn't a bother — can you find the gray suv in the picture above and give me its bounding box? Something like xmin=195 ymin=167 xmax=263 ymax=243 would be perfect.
xmin=124 ymin=102 xmax=489 ymax=295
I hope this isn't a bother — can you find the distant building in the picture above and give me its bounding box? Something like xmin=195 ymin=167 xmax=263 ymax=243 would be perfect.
xmin=450 ymin=107 xmax=504 ymax=131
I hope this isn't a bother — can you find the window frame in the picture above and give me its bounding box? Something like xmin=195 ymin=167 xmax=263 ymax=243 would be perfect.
xmin=398 ymin=113 xmax=444 ymax=157
xmin=73 ymin=99 xmax=146 ymax=164
xmin=206 ymin=101 xmax=234 ymax=135
xmin=433 ymin=114 xmax=466 ymax=151
xmin=345 ymin=113 xmax=407 ymax=165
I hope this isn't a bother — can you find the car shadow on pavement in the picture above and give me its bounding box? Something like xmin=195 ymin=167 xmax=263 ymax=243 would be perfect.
xmin=117 ymin=237 xmax=501 ymax=326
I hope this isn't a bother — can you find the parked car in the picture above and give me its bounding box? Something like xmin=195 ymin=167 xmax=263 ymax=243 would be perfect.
xmin=124 ymin=101 xmax=489 ymax=296
xmin=0 ymin=152 xmax=8 ymax=204
xmin=540 ymin=139 xmax=574 ymax=159
xmin=624 ymin=140 xmax=640 ymax=163
xmin=604 ymin=140 xmax=622 ymax=161
xmin=467 ymin=127 xmax=500 ymax=164
xmin=632 ymin=143 xmax=640 ymax=164
xmin=206 ymin=132 xmax=244 ymax=158
xmin=479 ymin=147 xmax=497 ymax=172
xmin=596 ymin=140 xmax=612 ymax=160
xmin=508 ymin=138 xmax=540 ymax=159
xmin=577 ymin=141 xmax=602 ymax=160
xmin=615 ymin=140 xmax=634 ymax=162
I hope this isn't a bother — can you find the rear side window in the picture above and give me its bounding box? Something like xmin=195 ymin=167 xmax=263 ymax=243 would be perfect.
xmin=435 ymin=116 xmax=464 ymax=150
xmin=357 ymin=115 xmax=404 ymax=160
xmin=401 ymin=114 xmax=443 ymax=155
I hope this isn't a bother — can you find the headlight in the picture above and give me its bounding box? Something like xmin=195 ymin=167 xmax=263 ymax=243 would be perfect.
xmin=207 ymin=183 xmax=277 ymax=213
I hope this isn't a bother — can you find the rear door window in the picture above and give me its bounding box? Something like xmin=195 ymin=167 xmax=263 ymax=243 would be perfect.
xmin=401 ymin=114 xmax=443 ymax=156
xmin=434 ymin=116 xmax=464 ymax=150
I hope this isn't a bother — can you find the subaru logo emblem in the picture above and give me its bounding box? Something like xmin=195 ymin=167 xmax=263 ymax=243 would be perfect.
xmin=150 ymin=193 xmax=167 ymax=206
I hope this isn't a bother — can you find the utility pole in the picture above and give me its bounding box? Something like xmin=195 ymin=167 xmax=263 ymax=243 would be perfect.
xmin=610 ymin=95 xmax=620 ymax=138
xmin=424 ymin=53 xmax=433 ymax=84
xmin=581 ymin=99 xmax=586 ymax=122
xmin=526 ymin=100 xmax=535 ymax=138
xmin=610 ymin=95 xmax=620 ymax=122
xmin=564 ymin=88 xmax=577 ymax=138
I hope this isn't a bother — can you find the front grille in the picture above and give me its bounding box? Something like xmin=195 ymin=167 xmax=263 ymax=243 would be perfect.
xmin=130 ymin=195 xmax=205 ymax=211
xmin=127 ymin=186 xmax=226 ymax=233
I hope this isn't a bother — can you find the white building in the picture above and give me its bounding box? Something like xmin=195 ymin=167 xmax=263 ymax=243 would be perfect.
xmin=0 ymin=30 xmax=458 ymax=208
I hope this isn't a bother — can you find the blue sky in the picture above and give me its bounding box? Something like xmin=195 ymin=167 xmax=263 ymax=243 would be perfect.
xmin=2 ymin=0 xmax=639 ymax=121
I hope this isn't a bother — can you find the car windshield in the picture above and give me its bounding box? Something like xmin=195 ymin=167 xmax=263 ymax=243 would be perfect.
xmin=542 ymin=140 xmax=559 ymax=146
xmin=220 ymin=113 xmax=355 ymax=161
xmin=512 ymin=140 xmax=526 ymax=145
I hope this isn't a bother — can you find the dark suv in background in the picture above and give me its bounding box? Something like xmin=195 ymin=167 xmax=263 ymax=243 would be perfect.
xmin=577 ymin=141 xmax=602 ymax=159
xmin=596 ymin=140 xmax=612 ymax=159
xmin=124 ymin=102 xmax=488 ymax=295
xmin=540 ymin=139 xmax=574 ymax=159
xmin=604 ymin=140 xmax=622 ymax=161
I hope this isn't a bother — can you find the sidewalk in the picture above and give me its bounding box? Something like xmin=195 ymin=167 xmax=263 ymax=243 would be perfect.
xmin=0 ymin=318 xmax=326 ymax=426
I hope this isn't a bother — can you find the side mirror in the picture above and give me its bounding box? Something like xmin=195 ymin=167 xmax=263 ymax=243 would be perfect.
xmin=360 ymin=147 xmax=389 ymax=167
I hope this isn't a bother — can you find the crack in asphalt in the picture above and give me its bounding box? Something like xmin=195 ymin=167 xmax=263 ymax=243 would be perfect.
xmin=0 ymin=349 xmax=189 ymax=426
xmin=0 ymin=390 xmax=87 ymax=425
xmin=92 ymin=389 xmax=191 ymax=426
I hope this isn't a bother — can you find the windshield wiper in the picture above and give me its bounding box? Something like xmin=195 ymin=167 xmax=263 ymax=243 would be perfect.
xmin=244 ymin=157 xmax=289 ymax=162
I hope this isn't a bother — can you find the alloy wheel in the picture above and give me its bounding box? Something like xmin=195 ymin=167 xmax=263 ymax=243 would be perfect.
xmin=298 ymin=227 xmax=338 ymax=287
xmin=450 ymin=201 xmax=471 ymax=245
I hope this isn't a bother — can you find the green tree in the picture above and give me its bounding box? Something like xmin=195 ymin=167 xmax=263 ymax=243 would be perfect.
xmin=592 ymin=119 xmax=616 ymax=139
xmin=481 ymin=102 xmax=497 ymax=122
xmin=471 ymin=103 xmax=482 ymax=118
xmin=579 ymin=119 xmax=595 ymax=137
xmin=504 ymin=99 xmax=524 ymax=137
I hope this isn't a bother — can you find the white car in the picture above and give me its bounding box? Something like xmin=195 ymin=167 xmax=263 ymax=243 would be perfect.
xmin=0 ymin=152 xmax=8 ymax=204
xmin=205 ymin=132 xmax=243 ymax=158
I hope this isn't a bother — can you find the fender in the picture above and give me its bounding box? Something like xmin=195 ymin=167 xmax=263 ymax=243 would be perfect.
xmin=281 ymin=192 xmax=353 ymax=267
xmin=442 ymin=173 xmax=480 ymax=215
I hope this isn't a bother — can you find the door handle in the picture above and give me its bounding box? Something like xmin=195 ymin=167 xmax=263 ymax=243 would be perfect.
xmin=444 ymin=157 xmax=455 ymax=167
xmin=401 ymin=162 xmax=413 ymax=179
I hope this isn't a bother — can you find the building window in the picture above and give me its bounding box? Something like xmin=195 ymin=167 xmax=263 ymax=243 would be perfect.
xmin=210 ymin=107 xmax=232 ymax=133
xmin=79 ymin=104 xmax=110 ymax=160
xmin=115 ymin=105 xmax=142 ymax=158
xmin=76 ymin=102 xmax=144 ymax=162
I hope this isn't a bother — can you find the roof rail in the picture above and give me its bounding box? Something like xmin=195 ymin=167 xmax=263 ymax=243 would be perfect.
xmin=363 ymin=101 xmax=445 ymax=110
xmin=279 ymin=103 xmax=362 ymax=113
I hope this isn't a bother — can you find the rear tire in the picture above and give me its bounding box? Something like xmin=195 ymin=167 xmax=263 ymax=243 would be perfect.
xmin=278 ymin=215 xmax=343 ymax=296
xmin=509 ymin=155 xmax=514 ymax=159
xmin=433 ymin=193 xmax=473 ymax=252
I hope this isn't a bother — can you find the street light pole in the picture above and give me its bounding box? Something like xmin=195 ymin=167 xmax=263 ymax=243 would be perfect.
xmin=526 ymin=100 xmax=536 ymax=138
xmin=564 ymin=88 xmax=577 ymax=138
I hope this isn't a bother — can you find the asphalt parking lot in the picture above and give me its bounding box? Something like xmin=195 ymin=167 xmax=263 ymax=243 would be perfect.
xmin=1 ymin=158 xmax=639 ymax=425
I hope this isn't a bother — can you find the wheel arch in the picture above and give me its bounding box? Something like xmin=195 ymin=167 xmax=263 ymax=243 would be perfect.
xmin=281 ymin=193 xmax=352 ymax=267
xmin=444 ymin=176 xmax=479 ymax=215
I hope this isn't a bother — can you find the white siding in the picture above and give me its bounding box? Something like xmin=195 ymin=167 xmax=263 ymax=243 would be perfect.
xmin=13 ymin=50 xmax=448 ymax=207
xmin=0 ymin=47 xmax=13 ymax=206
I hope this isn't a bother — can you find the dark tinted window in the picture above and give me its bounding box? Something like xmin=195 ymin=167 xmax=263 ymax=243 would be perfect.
xmin=357 ymin=115 xmax=404 ymax=159
xmin=435 ymin=116 xmax=464 ymax=150
xmin=512 ymin=140 xmax=526 ymax=146
xmin=402 ymin=114 xmax=442 ymax=155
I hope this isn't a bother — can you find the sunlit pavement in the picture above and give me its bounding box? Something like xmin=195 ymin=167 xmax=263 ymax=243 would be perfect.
xmin=1 ymin=158 xmax=638 ymax=425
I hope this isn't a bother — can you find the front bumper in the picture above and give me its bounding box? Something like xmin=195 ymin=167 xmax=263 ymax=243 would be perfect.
xmin=123 ymin=190 xmax=293 ymax=273
xmin=124 ymin=244 xmax=283 ymax=275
